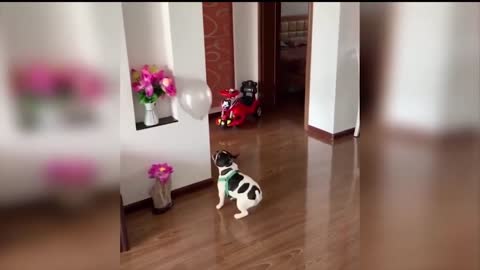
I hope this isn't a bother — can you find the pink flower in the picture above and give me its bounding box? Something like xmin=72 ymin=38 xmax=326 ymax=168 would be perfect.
xmin=131 ymin=65 xmax=158 ymax=97
xmin=69 ymin=69 xmax=105 ymax=103
xmin=144 ymin=84 xmax=154 ymax=97
xmin=130 ymin=65 xmax=176 ymax=99
xmin=44 ymin=158 xmax=97 ymax=187
xmin=148 ymin=163 xmax=174 ymax=184
xmin=162 ymin=78 xmax=171 ymax=87
xmin=161 ymin=77 xmax=176 ymax=97
xmin=132 ymin=80 xmax=150 ymax=93
xmin=13 ymin=62 xmax=105 ymax=105
xmin=132 ymin=81 xmax=143 ymax=92
xmin=131 ymin=67 xmax=154 ymax=96
xmin=17 ymin=63 xmax=57 ymax=97
xmin=152 ymin=70 xmax=165 ymax=82
xmin=141 ymin=65 xmax=153 ymax=84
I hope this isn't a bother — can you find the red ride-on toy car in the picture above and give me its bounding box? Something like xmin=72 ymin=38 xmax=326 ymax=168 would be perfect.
xmin=216 ymin=80 xmax=261 ymax=128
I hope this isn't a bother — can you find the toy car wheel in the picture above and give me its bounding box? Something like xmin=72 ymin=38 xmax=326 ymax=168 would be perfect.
xmin=255 ymin=106 xmax=262 ymax=118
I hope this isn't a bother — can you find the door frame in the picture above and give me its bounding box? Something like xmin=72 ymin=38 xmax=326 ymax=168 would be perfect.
xmin=258 ymin=2 xmax=314 ymax=130
xmin=257 ymin=2 xmax=281 ymax=110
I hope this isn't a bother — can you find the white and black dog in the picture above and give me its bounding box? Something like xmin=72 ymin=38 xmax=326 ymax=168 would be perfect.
xmin=212 ymin=150 xmax=262 ymax=219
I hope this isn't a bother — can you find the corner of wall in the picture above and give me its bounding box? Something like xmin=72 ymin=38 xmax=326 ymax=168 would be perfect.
xmin=307 ymin=2 xmax=341 ymax=134
xmin=332 ymin=2 xmax=360 ymax=134
xmin=232 ymin=2 xmax=259 ymax=88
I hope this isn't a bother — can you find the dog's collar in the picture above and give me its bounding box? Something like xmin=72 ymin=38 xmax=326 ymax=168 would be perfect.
xmin=218 ymin=169 xmax=238 ymax=197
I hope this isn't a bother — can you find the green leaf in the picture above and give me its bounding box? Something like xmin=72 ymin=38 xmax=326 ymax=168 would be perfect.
xmin=145 ymin=96 xmax=152 ymax=103
xmin=139 ymin=94 xmax=148 ymax=104
xmin=151 ymin=93 xmax=159 ymax=103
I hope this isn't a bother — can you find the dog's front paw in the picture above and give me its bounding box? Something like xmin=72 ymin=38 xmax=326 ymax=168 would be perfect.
xmin=216 ymin=203 xmax=223 ymax=210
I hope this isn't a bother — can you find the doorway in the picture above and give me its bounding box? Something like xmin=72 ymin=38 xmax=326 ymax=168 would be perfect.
xmin=258 ymin=2 xmax=313 ymax=127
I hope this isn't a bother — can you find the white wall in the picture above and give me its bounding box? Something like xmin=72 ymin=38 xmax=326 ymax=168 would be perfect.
xmin=232 ymin=2 xmax=258 ymax=87
xmin=308 ymin=3 xmax=341 ymax=134
xmin=382 ymin=3 xmax=451 ymax=132
xmin=281 ymin=2 xmax=309 ymax=17
xmin=308 ymin=2 xmax=360 ymax=134
xmin=0 ymin=3 xmax=121 ymax=205
xmin=333 ymin=3 xmax=360 ymax=133
xmin=381 ymin=3 xmax=480 ymax=133
xmin=122 ymin=3 xmax=174 ymax=122
xmin=440 ymin=3 xmax=480 ymax=132
xmin=120 ymin=3 xmax=212 ymax=205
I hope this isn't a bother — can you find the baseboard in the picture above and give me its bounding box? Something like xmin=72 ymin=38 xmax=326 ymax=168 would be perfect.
xmin=124 ymin=197 xmax=153 ymax=214
xmin=307 ymin=125 xmax=355 ymax=144
xmin=334 ymin=128 xmax=355 ymax=139
xmin=171 ymin=178 xmax=213 ymax=199
xmin=307 ymin=125 xmax=333 ymax=142
xmin=123 ymin=178 xmax=213 ymax=214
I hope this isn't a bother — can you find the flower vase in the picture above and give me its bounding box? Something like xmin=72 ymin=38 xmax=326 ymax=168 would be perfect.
xmin=53 ymin=186 xmax=93 ymax=211
xmin=35 ymin=104 xmax=60 ymax=130
xmin=150 ymin=178 xmax=173 ymax=214
xmin=144 ymin=102 xmax=159 ymax=126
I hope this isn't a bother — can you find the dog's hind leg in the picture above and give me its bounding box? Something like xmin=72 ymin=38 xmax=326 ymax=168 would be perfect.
xmin=234 ymin=200 xmax=250 ymax=219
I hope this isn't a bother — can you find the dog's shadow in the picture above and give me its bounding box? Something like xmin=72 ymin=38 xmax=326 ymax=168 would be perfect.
xmin=214 ymin=195 xmax=266 ymax=249
xmin=215 ymin=207 xmax=252 ymax=246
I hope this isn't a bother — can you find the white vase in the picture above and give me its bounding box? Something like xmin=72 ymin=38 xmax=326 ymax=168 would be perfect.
xmin=36 ymin=104 xmax=60 ymax=130
xmin=144 ymin=103 xmax=159 ymax=126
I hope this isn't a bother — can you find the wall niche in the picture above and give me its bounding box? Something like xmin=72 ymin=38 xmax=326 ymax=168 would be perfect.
xmin=122 ymin=3 xmax=178 ymax=130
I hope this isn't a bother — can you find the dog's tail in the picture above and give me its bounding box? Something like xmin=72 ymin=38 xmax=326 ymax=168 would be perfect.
xmin=255 ymin=189 xmax=262 ymax=204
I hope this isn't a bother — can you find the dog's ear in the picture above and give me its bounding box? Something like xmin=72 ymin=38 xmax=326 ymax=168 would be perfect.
xmin=223 ymin=150 xmax=239 ymax=160
xmin=228 ymin=152 xmax=240 ymax=159
xmin=212 ymin=150 xmax=220 ymax=161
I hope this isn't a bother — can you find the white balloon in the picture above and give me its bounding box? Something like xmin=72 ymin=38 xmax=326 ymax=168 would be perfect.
xmin=177 ymin=78 xmax=212 ymax=120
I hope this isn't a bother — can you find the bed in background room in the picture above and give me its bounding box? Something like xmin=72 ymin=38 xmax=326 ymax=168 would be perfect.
xmin=279 ymin=15 xmax=308 ymax=97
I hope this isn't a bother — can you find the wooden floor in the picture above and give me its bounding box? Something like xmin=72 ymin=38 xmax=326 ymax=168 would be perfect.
xmin=121 ymin=103 xmax=359 ymax=270
xmin=121 ymin=100 xmax=479 ymax=270
xmin=360 ymin=126 xmax=479 ymax=270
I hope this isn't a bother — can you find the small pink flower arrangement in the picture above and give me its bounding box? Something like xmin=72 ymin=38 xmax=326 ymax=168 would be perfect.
xmin=12 ymin=61 xmax=105 ymax=104
xmin=131 ymin=65 xmax=176 ymax=104
xmin=44 ymin=158 xmax=97 ymax=188
xmin=148 ymin=163 xmax=174 ymax=184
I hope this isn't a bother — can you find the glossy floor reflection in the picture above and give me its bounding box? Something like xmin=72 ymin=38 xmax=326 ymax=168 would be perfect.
xmin=121 ymin=105 xmax=359 ymax=270
xmin=361 ymin=127 xmax=479 ymax=270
